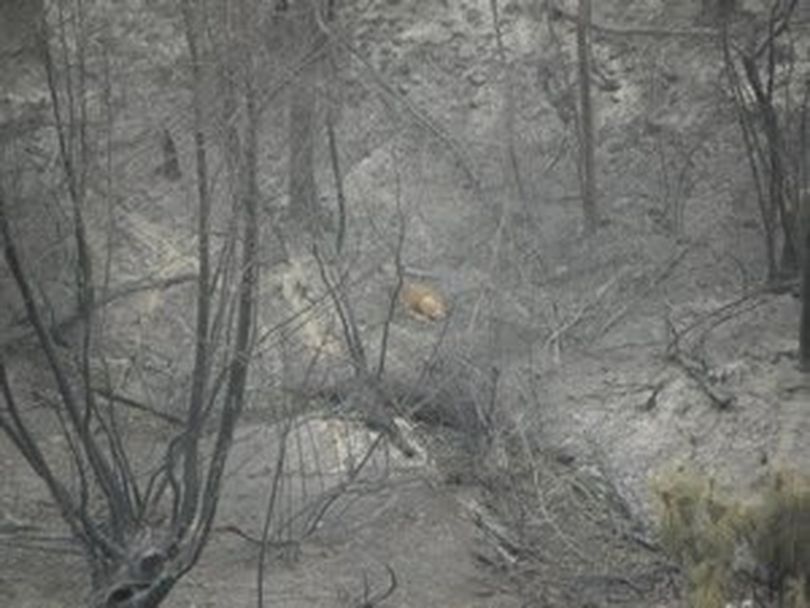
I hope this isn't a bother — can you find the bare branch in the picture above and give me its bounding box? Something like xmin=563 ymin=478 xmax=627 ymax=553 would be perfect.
xmin=0 ymin=184 xmax=129 ymax=539
xmin=177 ymin=0 xmax=214 ymax=540
xmin=376 ymin=155 xmax=407 ymax=379
xmin=91 ymin=388 xmax=184 ymax=427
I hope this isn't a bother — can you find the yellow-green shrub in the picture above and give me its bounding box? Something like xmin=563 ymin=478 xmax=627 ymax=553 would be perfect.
xmin=747 ymin=470 xmax=810 ymax=607
xmin=652 ymin=469 xmax=745 ymax=608
xmin=652 ymin=467 xmax=810 ymax=608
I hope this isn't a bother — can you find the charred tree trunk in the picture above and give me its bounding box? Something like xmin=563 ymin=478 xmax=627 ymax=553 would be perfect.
xmin=288 ymin=3 xmax=324 ymax=236
xmin=577 ymin=0 xmax=598 ymax=234
xmin=800 ymin=212 xmax=810 ymax=371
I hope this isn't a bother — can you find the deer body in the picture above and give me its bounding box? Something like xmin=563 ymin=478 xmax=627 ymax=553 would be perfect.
xmin=400 ymin=282 xmax=448 ymax=321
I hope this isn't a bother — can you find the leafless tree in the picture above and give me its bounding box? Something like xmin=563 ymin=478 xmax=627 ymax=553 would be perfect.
xmin=719 ymin=0 xmax=810 ymax=367
xmin=722 ymin=0 xmax=803 ymax=281
xmin=0 ymin=0 xmax=263 ymax=605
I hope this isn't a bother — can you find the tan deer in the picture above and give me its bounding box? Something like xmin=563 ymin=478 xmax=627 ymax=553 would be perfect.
xmin=400 ymin=281 xmax=448 ymax=321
